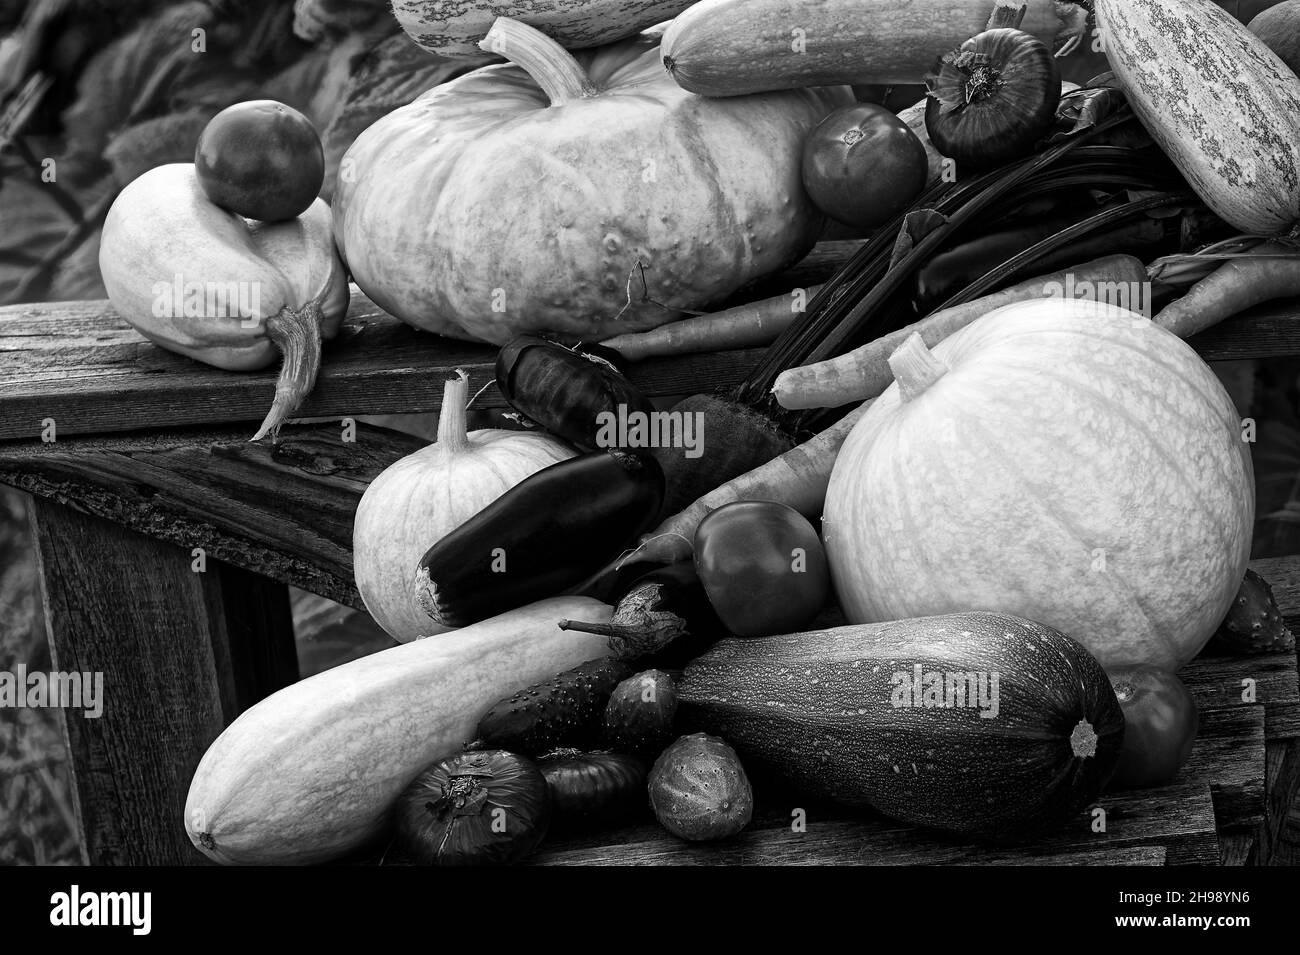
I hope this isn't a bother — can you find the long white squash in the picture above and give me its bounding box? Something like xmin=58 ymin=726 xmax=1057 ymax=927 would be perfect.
xmin=184 ymin=597 xmax=614 ymax=865
xmin=1096 ymin=0 xmax=1300 ymax=235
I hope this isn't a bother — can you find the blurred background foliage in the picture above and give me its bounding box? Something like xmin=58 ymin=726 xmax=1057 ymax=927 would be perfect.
xmin=0 ymin=0 xmax=472 ymax=865
xmin=1 ymin=0 xmax=1299 ymax=864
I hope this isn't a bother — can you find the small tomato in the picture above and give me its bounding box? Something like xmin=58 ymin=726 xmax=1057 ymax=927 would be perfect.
xmin=1108 ymin=665 xmax=1198 ymax=790
xmin=693 ymin=500 xmax=829 ymax=638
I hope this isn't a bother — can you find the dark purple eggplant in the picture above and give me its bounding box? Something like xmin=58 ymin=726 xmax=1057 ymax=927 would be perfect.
xmin=559 ymin=560 xmax=723 ymax=664
xmin=538 ymin=749 xmax=649 ymax=827
xmin=416 ymin=450 xmax=664 ymax=627
xmin=473 ymin=658 xmax=636 ymax=756
xmin=496 ymin=335 xmax=656 ymax=453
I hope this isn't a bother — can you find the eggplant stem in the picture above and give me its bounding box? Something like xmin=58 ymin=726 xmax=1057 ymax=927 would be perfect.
xmin=558 ymin=618 xmax=627 ymax=638
xmin=252 ymin=300 xmax=324 ymax=443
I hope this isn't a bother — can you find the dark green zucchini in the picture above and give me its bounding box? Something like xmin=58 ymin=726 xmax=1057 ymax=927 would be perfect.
xmin=677 ymin=611 xmax=1124 ymax=841
xmin=416 ymin=450 xmax=664 ymax=627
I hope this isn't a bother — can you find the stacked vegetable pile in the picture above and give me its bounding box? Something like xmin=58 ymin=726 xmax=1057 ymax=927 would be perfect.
xmin=108 ymin=0 xmax=1300 ymax=864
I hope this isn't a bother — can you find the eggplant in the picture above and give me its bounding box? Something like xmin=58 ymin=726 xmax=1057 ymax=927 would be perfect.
xmin=560 ymin=560 xmax=723 ymax=664
xmin=496 ymin=336 xmax=656 ymax=453
xmin=416 ymin=451 xmax=664 ymax=627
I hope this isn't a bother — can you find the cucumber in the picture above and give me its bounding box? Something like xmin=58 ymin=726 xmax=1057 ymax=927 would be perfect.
xmin=660 ymin=0 xmax=1072 ymax=97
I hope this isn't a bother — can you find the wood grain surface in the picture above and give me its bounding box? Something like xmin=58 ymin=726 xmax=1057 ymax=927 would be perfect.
xmin=30 ymin=501 xmax=298 ymax=865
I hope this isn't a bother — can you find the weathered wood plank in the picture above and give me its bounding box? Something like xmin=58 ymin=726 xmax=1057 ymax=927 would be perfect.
xmin=1261 ymin=739 xmax=1300 ymax=865
xmin=1 ymin=288 xmax=1296 ymax=442
xmin=1177 ymin=705 xmax=1265 ymax=831
xmin=0 ymin=291 xmax=767 ymax=441
xmin=29 ymin=501 xmax=298 ymax=865
xmin=533 ymin=783 xmax=1218 ymax=866
xmin=1219 ymin=832 xmax=1257 ymax=867
xmin=1180 ymin=649 xmax=1299 ymax=742
xmin=0 ymin=421 xmax=422 ymax=608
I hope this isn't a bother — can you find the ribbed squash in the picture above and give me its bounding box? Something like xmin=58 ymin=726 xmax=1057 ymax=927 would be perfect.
xmin=334 ymin=19 xmax=844 ymax=344
xmin=1096 ymin=0 xmax=1300 ymax=235
xmin=823 ymin=299 xmax=1254 ymax=672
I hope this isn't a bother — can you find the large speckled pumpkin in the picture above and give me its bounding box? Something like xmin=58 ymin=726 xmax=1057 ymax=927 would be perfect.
xmin=333 ymin=18 xmax=845 ymax=344
xmin=823 ymin=299 xmax=1254 ymax=672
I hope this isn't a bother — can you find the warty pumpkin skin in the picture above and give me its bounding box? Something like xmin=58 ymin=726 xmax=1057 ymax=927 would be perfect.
xmin=333 ymin=19 xmax=845 ymax=345
xmin=99 ymin=163 xmax=348 ymax=439
xmin=823 ymin=299 xmax=1254 ymax=672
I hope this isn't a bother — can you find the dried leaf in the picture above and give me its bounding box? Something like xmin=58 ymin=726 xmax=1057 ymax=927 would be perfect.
xmin=293 ymin=0 xmax=389 ymax=45
xmin=889 ymin=209 xmax=949 ymax=270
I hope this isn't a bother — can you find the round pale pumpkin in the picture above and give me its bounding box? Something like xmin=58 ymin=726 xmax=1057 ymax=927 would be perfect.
xmin=333 ymin=18 xmax=845 ymax=345
xmin=823 ymin=299 xmax=1254 ymax=672
xmin=353 ymin=372 xmax=573 ymax=643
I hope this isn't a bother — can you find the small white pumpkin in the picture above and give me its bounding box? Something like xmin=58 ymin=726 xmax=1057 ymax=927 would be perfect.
xmin=352 ymin=371 xmax=574 ymax=642
xmin=823 ymin=298 xmax=1254 ymax=672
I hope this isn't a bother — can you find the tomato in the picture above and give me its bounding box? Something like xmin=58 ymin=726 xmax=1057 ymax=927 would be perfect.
xmin=1108 ymin=665 xmax=1198 ymax=790
xmin=693 ymin=501 xmax=829 ymax=638
xmin=195 ymin=100 xmax=324 ymax=222
xmin=801 ymin=103 xmax=928 ymax=232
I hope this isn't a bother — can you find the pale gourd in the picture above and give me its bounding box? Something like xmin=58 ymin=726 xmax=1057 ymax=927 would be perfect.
xmin=99 ymin=163 xmax=349 ymax=441
xmin=823 ymin=299 xmax=1254 ymax=672
xmin=352 ymin=371 xmax=573 ymax=642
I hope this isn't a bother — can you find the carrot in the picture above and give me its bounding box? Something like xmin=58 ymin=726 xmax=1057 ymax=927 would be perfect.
xmin=628 ymin=400 xmax=872 ymax=565
xmin=772 ymin=253 xmax=1148 ymax=410
xmin=1154 ymin=242 xmax=1300 ymax=339
xmin=603 ymin=285 xmax=823 ymax=362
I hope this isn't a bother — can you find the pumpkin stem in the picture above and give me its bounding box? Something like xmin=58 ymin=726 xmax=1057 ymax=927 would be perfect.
xmin=252 ymin=300 xmax=324 ymax=443
xmin=887 ymin=332 xmax=948 ymax=403
xmin=479 ymin=17 xmax=597 ymax=105
xmin=1069 ymin=719 xmax=1099 ymax=758
xmin=986 ymin=1 xmax=1028 ymax=30
xmin=437 ymin=369 xmax=472 ymax=455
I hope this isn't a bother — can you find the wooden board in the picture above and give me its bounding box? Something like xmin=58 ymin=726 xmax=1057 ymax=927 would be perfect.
xmin=29 ymin=501 xmax=298 ymax=865
xmin=533 ymin=783 xmax=1219 ymax=866
xmin=0 ymin=421 xmax=420 ymax=609
xmin=1 ymin=288 xmax=1298 ymax=442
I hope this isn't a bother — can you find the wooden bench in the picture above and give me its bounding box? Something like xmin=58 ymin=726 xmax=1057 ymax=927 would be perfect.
xmin=3 ymin=280 xmax=1299 ymax=865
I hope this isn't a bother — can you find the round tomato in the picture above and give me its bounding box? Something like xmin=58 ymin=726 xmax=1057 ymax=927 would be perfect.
xmin=1108 ymin=665 xmax=1198 ymax=790
xmin=195 ymin=100 xmax=324 ymax=222
xmin=693 ymin=501 xmax=829 ymax=638
xmin=801 ymin=103 xmax=928 ymax=232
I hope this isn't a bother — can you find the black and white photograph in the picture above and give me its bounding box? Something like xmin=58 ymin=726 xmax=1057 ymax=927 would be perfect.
xmin=0 ymin=0 xmax=1297 ymax=931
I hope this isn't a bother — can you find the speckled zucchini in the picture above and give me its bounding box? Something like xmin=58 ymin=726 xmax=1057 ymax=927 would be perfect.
xmin=1096 ymin=0 xmax=1300 ymax=235
xmin=393 ymin=0 xmax=695 ymax=57
xmin=677 ymin=612 xmax=1124 ymax=840
xmin=660 ymin=0 xmax=1075 ymax=96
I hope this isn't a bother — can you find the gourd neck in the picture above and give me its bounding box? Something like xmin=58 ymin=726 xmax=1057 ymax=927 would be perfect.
xmin=437 ymin=370 xmax=472 ymax=455
xmin=252 ymin=301 xmax=324 ymax=443
xmin=479 ymin=17 xmax=597 ymax=105
xmin=887 ymin=333 xmax=949 ymax=403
